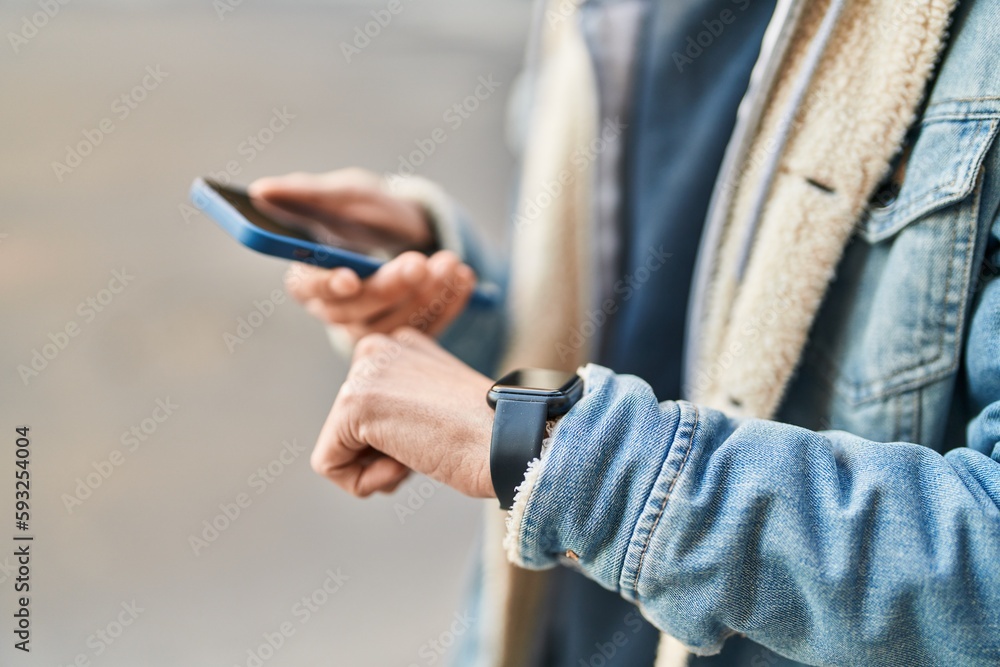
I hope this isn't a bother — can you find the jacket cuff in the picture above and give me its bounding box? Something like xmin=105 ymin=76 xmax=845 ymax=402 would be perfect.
xmin=325 ymin=323 xmax=356 ymax=358
xmin=504 ymin=364 xmax=695 ymax=600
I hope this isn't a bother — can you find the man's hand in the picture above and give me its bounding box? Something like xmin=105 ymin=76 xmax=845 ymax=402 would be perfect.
xmin=311 ymin=328 xmax=496 ymax=499
xmin=249 ymin=169 xmax=477 ymax=342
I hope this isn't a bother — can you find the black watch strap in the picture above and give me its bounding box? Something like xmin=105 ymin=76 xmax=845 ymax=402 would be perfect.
xmin=490 ymin=399 xmax=548 ymax=510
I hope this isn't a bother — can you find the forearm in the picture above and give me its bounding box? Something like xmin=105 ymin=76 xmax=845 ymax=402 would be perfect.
xmin=506 ymin=365 xmax=1000 ymax=665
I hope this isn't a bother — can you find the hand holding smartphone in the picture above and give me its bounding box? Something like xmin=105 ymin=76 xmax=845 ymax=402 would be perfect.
xmin=190 ymin=176 xmax=499 ymax=309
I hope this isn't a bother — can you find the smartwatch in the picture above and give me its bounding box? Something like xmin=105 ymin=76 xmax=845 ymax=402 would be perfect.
xmin=487 ymin=368 xmax=584 ymax=509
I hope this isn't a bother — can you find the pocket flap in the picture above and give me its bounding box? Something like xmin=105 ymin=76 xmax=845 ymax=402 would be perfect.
xmin=862 ymin=101 xmax=1000 ymax=243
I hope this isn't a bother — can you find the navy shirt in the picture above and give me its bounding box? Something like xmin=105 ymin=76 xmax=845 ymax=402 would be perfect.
xmin=541 ymin=0 xmax=776 ymax=665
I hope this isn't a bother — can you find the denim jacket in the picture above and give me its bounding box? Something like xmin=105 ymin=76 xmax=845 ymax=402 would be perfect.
xmin=437 ymin=0 xmax=1000 ymax=664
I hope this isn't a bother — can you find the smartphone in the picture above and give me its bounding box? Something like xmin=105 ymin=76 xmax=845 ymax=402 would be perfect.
xmin=190 ymin=177 xmax=498 ymax=307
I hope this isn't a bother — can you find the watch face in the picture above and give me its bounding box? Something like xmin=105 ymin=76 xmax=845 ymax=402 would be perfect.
xmin=491 ymin=368 xmax=579 ymax=395
xmin=487 ymin=368 xmax=583 ymax=413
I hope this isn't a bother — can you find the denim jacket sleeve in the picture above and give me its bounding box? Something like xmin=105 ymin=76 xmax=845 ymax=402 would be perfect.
xmin=505 ymin=258 xmax=1000 ymax=665
xmin=433 ymin=211 xmax=507 ymax=376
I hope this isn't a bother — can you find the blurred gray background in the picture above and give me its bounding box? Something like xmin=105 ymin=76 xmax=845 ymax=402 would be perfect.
xmin=0 ymin=1 xmax=527 ymax=665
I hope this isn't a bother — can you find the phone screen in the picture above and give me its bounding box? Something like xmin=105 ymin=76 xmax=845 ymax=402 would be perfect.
xmin=205 ymin=179 xmax=383 ymax=257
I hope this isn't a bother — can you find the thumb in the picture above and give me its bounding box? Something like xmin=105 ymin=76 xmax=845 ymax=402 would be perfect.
xmin=247 ymin=172 xmax=340 ymax=223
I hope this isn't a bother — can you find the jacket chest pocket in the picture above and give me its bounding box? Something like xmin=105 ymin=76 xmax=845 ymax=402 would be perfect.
xmin=809 ymin=103 xmax=1000 ymax=406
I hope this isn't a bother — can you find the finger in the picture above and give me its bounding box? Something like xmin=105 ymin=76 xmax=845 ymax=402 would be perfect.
xmin=284 ymin=263 xmax=320 ymax=302
xmin=298 ymin=253 xmax=427 ymax=325
xmin=251 ymin=169 xmax=434 ymax=254
xmin=311 ymin=374 xmax=411 ymax=498
xmin=393 ymin=251 xmax=472 ymax=336
xmin=311 ymin=410 xmax=369 ymax=493
xmin=354 ymin=456 xmax=411 ymax=497
xmin=248 ymin=173 xmax=340 ymax=230
xmin=359 ymin=259 xmax=460 ymax=333
xmin=311 ymin=435 xmax=409 ymax=498
xmin=248 ymin=172 xmax=315 ymax=200
xmin=363 ymin=252 xmax=472 ymax=334
xmin=310 ymin=436 xmax=377 ymax=495
xmin=380 ymin=470 xmax=412 ymax=495
xmin=250 ymin=169 xmax=379 ymax=200
xmin=311 ymin=443 xmax=363 ymax=492
xmin=285 ymin=264 xmax=361 ymax=302
xmin=330 ymin=268 xmax=363 ymax=298
xmin=321 ymin=251 xmax=429 ymax=324
xmin=425 ymin=262 xmax=476 ymax=336
xmin=248 ymin=172 xmax=336 ymax=214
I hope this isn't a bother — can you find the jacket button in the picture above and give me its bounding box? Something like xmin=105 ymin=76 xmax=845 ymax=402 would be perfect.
xmin=564 ymin=549 xmax=579 ymax=561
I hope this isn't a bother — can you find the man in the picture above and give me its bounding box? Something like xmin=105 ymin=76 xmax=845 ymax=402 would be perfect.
xmin=250 ymin=0 xmax=1000 ymax=664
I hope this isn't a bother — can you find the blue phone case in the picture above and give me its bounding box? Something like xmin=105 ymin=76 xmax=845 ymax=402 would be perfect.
xmin=190 ymin=177 xmax=499 ymax=308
